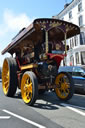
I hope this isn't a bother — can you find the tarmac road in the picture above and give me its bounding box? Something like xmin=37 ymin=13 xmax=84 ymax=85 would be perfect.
xmin=0 ymin=81 xmax=85 ymax=128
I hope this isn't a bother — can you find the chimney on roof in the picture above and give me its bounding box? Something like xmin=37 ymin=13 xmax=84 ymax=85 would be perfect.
xmin=64 ymin=3 xmax=69 ymax=8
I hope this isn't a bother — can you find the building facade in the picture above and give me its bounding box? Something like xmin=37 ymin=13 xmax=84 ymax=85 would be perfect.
xmin=53 ymin=0 xmax=85 ymax=66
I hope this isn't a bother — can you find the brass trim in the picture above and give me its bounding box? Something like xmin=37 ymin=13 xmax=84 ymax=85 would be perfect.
xmin=45 ymin=31 xmax=48 ymax=53
xmin=20 ymin=64 xmax=38 ymax=70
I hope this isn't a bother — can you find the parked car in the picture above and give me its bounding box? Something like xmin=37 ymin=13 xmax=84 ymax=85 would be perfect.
xmin=58 ymin=66 xmax=85 ymax=94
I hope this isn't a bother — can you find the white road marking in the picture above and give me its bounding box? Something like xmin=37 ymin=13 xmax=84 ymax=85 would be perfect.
xmin=3 ymin=109 xmax=46 ymax=128
xmin=61 ymin=103 xmax=85 ymax=116
xmin=61 ymin=103 xmax=85 ymax=110
xmin=0 ymin=109 xmax=11 ymax=119
xmin=0 ymin=116 xmax=11 ymax=119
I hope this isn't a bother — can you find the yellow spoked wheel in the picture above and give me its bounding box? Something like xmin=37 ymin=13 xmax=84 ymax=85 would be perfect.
xmin=55 ymin=72 xmax=74 ymax=101
xmin=2 ymin=58 xmax=18 ymax=97
xmin=2 ymin=59 xmax=9 ymax=95
xmin=21 ymin=71 xmax=38 ymax=106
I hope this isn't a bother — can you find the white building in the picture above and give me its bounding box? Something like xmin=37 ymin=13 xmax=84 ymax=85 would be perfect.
xmin=53 ymin=0 xmax=85 ymax=66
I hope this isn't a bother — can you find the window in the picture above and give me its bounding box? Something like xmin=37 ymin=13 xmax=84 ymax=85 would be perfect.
xmin=74 ymin=36 xmax=76 ymax=46
xmin=70 ymin=56 xmax=74 ymax=66
xmin=81 ymin=51 xmax=85 ymax=65
xmin=74 ymin=36 xmax=78 ymax=46
xmin=70 ymin=38 xmax=74 ymax=48
xmin=78 ymin=15 xmax=83 ymax=26
xmin=80 ymin=32 xmax=85 ymax=45
xmin=75 ymin=52 xmax=79 ymax=64
xmin=69 ymin=11 xmax=72 ymax=19
xmin=78 ymin=3 xmax=82 ymax=12
xmin=72 ymin=38 xmax=74 ymax=47
xmin=70 ymin=39 xmax=72 ymax=49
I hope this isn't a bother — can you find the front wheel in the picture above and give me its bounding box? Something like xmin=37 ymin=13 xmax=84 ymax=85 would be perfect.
xmin=21 ymin=71 xmax=38 ymax=106
xmin=55 ymin=72 xmax=74 ymax=101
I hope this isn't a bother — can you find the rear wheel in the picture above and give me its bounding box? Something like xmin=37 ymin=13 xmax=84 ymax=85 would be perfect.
xmin=55 ymin=72 xmax=74 ymax=101
xmin=2 ymin=58 xmax=18 ymax=97
xmin=21 ymin=71 xmax=38 ymax=106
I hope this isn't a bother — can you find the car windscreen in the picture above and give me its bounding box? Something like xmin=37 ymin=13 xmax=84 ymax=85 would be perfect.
xmin=81 ymin=67 xmax=85 ymax=72
xmin=72 ymin=67 xmax=85 ymax=76
xmin=58 ymin=66 xmax=73 ymax=73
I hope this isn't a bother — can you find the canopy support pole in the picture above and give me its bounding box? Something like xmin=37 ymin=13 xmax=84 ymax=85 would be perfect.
xmin=45 ymin=31 xmax=48 ymax=53
xmin=64 ymin=32 xmax=67 ymax=55
xmin=64 ymin=32 xmax=67 ymax=66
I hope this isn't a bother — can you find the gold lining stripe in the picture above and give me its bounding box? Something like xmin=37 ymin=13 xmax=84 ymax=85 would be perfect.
xmin=20 ymin=64 xmax=38 ymax=70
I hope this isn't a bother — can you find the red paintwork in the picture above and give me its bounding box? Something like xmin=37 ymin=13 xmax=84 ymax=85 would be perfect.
xmin=46 ymin=53 xmax=66 ymax=68
xmin=16 ymin=57 xmax=21 ymax=71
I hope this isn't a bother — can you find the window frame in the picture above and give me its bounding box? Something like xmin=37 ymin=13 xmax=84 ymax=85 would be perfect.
xmin=78 ymin=15 xmax=83 ymax=26
xmin=75 ymin=52 xmax=79 ymax=64
xmin=80 ymin=32 xmax=85 ymax=45
xmin=81 ymin=51 xmax=85 ymax=65
xmin=69 ymin=11 xmax=72 ymax=19
xmin=78 ymin=2 xmax=82 ymax=12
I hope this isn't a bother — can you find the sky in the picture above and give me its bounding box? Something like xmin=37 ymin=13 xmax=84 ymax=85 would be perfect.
xmin=0 ymin=0 xmax=72 ymax=67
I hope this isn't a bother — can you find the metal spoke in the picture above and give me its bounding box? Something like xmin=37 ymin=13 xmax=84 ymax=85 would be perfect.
xmin=65 ymin=83 xmax=70 ymax=89
xmin=4 ymin=80 xmax=8 ymax=86
xmin=6 ymin=85 xmax=9 ymax=91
